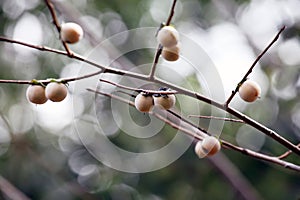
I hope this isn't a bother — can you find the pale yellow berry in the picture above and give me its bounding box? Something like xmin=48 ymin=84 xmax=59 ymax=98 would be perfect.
xmin=239 ymin=80 xmax=261 ymax=102
xmin=60 ymin=22 xmax=83 ymax=44
xmin=201 ymin=136 xmax=221 ymax=156
xmin=134 ymin=93 xmax=154 ymax=113
xmin=153 ymin=94 xmax=176 ymax=110
xmin=162 ymin=44 xmax=180 ymax=61
xmin=26 ymin=85 xmax=48 ymax=104
xmin=45 ymin=82 xmax=68 ymax=102
xmin=157 ymin=26 xmax=179 ymax=48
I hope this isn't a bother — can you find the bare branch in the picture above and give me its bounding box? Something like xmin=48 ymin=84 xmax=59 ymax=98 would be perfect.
xmin=225 ymin=26 xmax=286 ymax=106
xmin=0 ymin=69 xmax=102 ymax=85
xmin=149 ymin=45 xmax=163 ymax=80
xmin=149 ymin=0 xmax=178 ymax=80
xmin=99 ymin=79 xmax=177 ymax=94
xmin=154 ymin=77 xmax=300 ymax=156
xmin=188 ymin=115 xmax=245 ymax=123
xmin=1 ymin=35 xmax=299 ymax=157
xmin=277 ymin=143 xmax=300 ymax=160
xmin=88 ymin=88 xmax=300 ymax=172
xmin=0 ymin=36 xmax=149 ymax=81
xmin=165 ymin=0 xmax=178 ymax=26
xmin=44 ymin=0 xmax=73 ymax=56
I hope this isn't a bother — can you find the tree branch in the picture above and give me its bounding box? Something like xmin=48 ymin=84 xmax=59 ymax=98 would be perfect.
xmin=99 ymin=79 xmax=177 ymax=94
xmin=44 ymin=0 xmax=73 ymax=56
xmin=1 ymin=34 xmax=299 ymax=157
xmin=87 ymin=88 xmax=300 ymax=172
xmin=149 ymin=0 xmax=178 ymax=80
xmin=188 ymin=115 xmax=244 ymax=123
xmin=0 ymin=69 xmax=102 ymax=85
xmin=225 ymin=26 xmax=286 ymax=106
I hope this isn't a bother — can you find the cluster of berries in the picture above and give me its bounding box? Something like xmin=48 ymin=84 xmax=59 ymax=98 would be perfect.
xmin=134 ymin=88 xmax=176 ymax=113
xmin=26 ymin=22 xmax=83 ymax=105
xmin=157 ymin=25 xmax=180 ymax=62
xmin=26 ymin=82 xmax=68 ymax=104
xmin=27 ymin=21 xmax=261 ymax=158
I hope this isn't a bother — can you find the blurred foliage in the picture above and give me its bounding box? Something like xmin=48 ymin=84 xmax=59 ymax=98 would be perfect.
xmin=0 ymin=0 xmax=300 ymax=200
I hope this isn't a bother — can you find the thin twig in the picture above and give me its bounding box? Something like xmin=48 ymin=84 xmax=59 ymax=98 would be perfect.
xmin=100 ymin=79 xmax=177 ymax=94
xmin=44 ymin=0 xmax=73 ymax=56
xmin=188 ymin=115 xmax=244 ymax=123
xmin=225 ymin=26 xmax=286 ymax=106
xmin=167 ymin=110 xmax=210 ymax=137
xmin=165 ymin=0 xmax=178 ymax=26
xmin=149 ymin=45 xmax=163 ymax=80
xmin=0 ymin=69 xmax=102 ymax=85
xmin=221 ymin=141 xmax=300 ymax=171
xmin=149 ymin=0 xmax=178 ymax=80
xmin=278 ymin=143 xmax=300 ymax=160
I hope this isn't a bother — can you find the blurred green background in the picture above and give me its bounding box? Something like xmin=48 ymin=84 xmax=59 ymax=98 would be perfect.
xmin=0 ymin=0 xmax=300 ymax=199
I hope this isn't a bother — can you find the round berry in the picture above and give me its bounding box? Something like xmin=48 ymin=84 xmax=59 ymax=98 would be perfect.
xmin=238 ymin=80 xmax=261 ymax=102
xmin=26 ymin=85 xmax=48 ymax=104
xmin=201 ymin=136 xmax=221 ymax=156
xmin=45 ymin=82 xmax=68 ymax=102
xmin=60 ymin=22 xmax=83 ymax=44
xmin=134 ymin=92 xmax=154 ymax=113
xmin=157 ymin=26 xmax=179 ymax=48
xmin=195 ymin=136 xmax=221 ymax=158
xmin=153 ymin=91 xmax=176 ymax=110
xmin=162 ymin=44 xmax=180 ymax=61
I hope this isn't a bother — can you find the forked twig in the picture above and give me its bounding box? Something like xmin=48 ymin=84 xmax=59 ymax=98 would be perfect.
xmin=278 ymin=143 xmax=300 ymax=159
